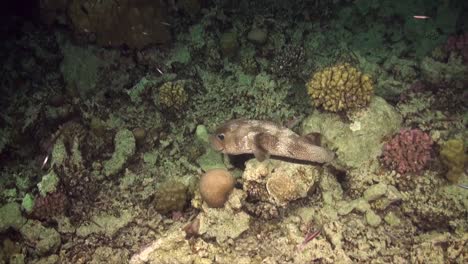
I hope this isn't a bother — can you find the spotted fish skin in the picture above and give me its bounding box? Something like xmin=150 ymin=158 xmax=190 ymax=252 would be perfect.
xmin=209 ymin=119 xmax=335 ymax=163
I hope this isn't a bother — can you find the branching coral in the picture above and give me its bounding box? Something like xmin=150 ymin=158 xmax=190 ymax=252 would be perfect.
xmin=306 ymin=63 xmax=374 ymax=112
xmin=381 ymin=129 xmax=433 ymax=175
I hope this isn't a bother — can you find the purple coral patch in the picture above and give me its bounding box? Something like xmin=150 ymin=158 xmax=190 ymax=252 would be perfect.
xmin=382 ymin=129 xmax=433 ymax=175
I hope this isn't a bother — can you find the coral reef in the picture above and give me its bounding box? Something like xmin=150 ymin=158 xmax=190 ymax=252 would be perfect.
xmin=302 ymin=96 xmax=402 ymax=169
xmin=199 ymin=169 xmax=235 ymax=208
xmin=59 ymin=39 xmax=105 ymax=98
xmin=219 ymin=30 xmax=239 ymax=57
xmin=19 ymin=219 xmax=61 ymax=256
xmin=197 ymin=189 xmax=250 ymax=243
xmin=153 ymin=81 xmax=189 ymax=112
xmin=103 ymin=128 xmax=136 ymax=177
xmin=152 ymin=181 xmax=188 ymax=214
xmin=129 ymin=225 xmax=196 ymax=264
xmin=440 ymin=138 xmax=466 ymax=183
xmin=243 ymin=159 xmax=321 ymax=207
xmin=306 ymin=63 xmax=374 ymax=112
xmin=54 ymin=0 xmax=172 ymax=48
xmin=445 ymin=32 xmax=468 ymax=63
xmin=270 ymin=44 xmax=305 ymax=78
xmin=0 ymin=238 xmax=23 ymax=264
xmin=75 ymin=208 xmax=135 ymax=237
xmin=410 ymin=233 xmax=467 ymax=263
xmin=194 ymin=125 xmax=226 ymax=171
xmin=2 ymin=1 xmax=468 ymax=263
xmin=37 ymin=170 xmax=60 ymax=196
xmin=247 ymin=27 xmax=268 ymax=45
xmin=400 ymin=171 xmax=468 ymax=231
xmin=0 ymin=202 xmax=62 ymax=256
xmin=397 ymin=87 xmax=466 ymax=133
xmin=190 ymin=69 xmax=296 ymax=127
xmin=381 ymin=129 xmax=433 ymax=175
xmin=0 ymin=203 xmax=26 ymax=232
xmin=21 ymin=193 xmax=34 ymax=213
xmin=90 ymin=246 xmax=130 ymax=264
xmin=420 ymin=54 xmax=468 ymax=85
xmin=31 ymin=191 xmax=69 ymax=220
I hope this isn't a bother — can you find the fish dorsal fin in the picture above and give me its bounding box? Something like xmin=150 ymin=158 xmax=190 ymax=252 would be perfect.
xmin=302 ymin=132 xmax=322 ymax=146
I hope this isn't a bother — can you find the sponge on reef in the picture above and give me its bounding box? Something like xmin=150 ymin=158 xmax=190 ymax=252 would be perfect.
xmin=306 ymin=63 xmax=373 ymax=112
xmin=440 ymin=138 xmax=467 ymax=183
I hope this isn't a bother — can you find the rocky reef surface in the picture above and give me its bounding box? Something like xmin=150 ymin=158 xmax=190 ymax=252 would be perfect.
xmin=0 ymin=0 xmax=467 ymax=263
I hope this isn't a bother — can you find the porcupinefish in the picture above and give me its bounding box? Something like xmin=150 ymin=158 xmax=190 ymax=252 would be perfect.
xmin=209 ymin=119 xmax=335 ymax=163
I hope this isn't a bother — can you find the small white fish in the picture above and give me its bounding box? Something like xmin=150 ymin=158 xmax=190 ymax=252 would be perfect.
xmin=41 ymin=154 xmax=49 ymax=169
xmin=156 ymin=68 xmax=164 ymax=74
xmin=413 ymin=15 xmax=430 ymax=19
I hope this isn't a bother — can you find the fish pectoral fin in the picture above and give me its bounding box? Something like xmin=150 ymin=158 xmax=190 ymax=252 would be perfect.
xmin=253 ymin=133 xmax=273 ymax=162
xmin=253 ymin=148 xmax=269 ymax=162
xmin=302 ymin=132 xmax=322 ymax=146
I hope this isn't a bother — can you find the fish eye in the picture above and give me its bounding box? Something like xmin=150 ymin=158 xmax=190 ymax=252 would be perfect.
xmin=217 ymin=133 xmax=225 ymax=141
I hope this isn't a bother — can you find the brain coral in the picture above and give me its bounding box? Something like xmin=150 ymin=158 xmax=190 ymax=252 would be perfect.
xmin=155 ymin=81 xmax=189 ymax=111
xmin=381 ymin=129 xmax=433 ymax=175
xmin=306 ymin=63 xmax=374 ymax=112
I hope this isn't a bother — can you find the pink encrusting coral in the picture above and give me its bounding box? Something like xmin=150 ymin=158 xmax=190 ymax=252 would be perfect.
xmin=382 ymin=129 xmax=433 ymax=175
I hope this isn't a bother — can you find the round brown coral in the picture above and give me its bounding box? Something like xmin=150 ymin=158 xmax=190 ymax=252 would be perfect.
xmin=199 ymin=169 xmax=235 ymax=208
xmin=306 ymin=63 xmax=374 ymax=112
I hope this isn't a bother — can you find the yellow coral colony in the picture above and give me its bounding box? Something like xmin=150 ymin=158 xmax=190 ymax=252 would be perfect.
xmin=306 ymin=63 xmax=374 ymax=112
xmin=440 ymin=139 xmax=466 ymax=183
xmin=157 ymin=81 xmax=188 ymax=111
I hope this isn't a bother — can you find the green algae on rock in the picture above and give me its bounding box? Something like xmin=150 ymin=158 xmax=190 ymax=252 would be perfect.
xmin=0 ymin=203 xmax=26 ymax=233
xmin=103 ymin=129 xmax=136 ymax=177
xmin=37 ymin=170 xmax=59 ymax=197
xmin=302 ymin=96 xmax=402 ymax=168
xmin=21 ymin=193 xmax=35 ymax=214
xmin=76 ymin=209 xmax=134 ymax=237
xmin=19 ymin=220 xmax=61 ymax=256
xmin=198 ymin=189 xmax=250 ymax=243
